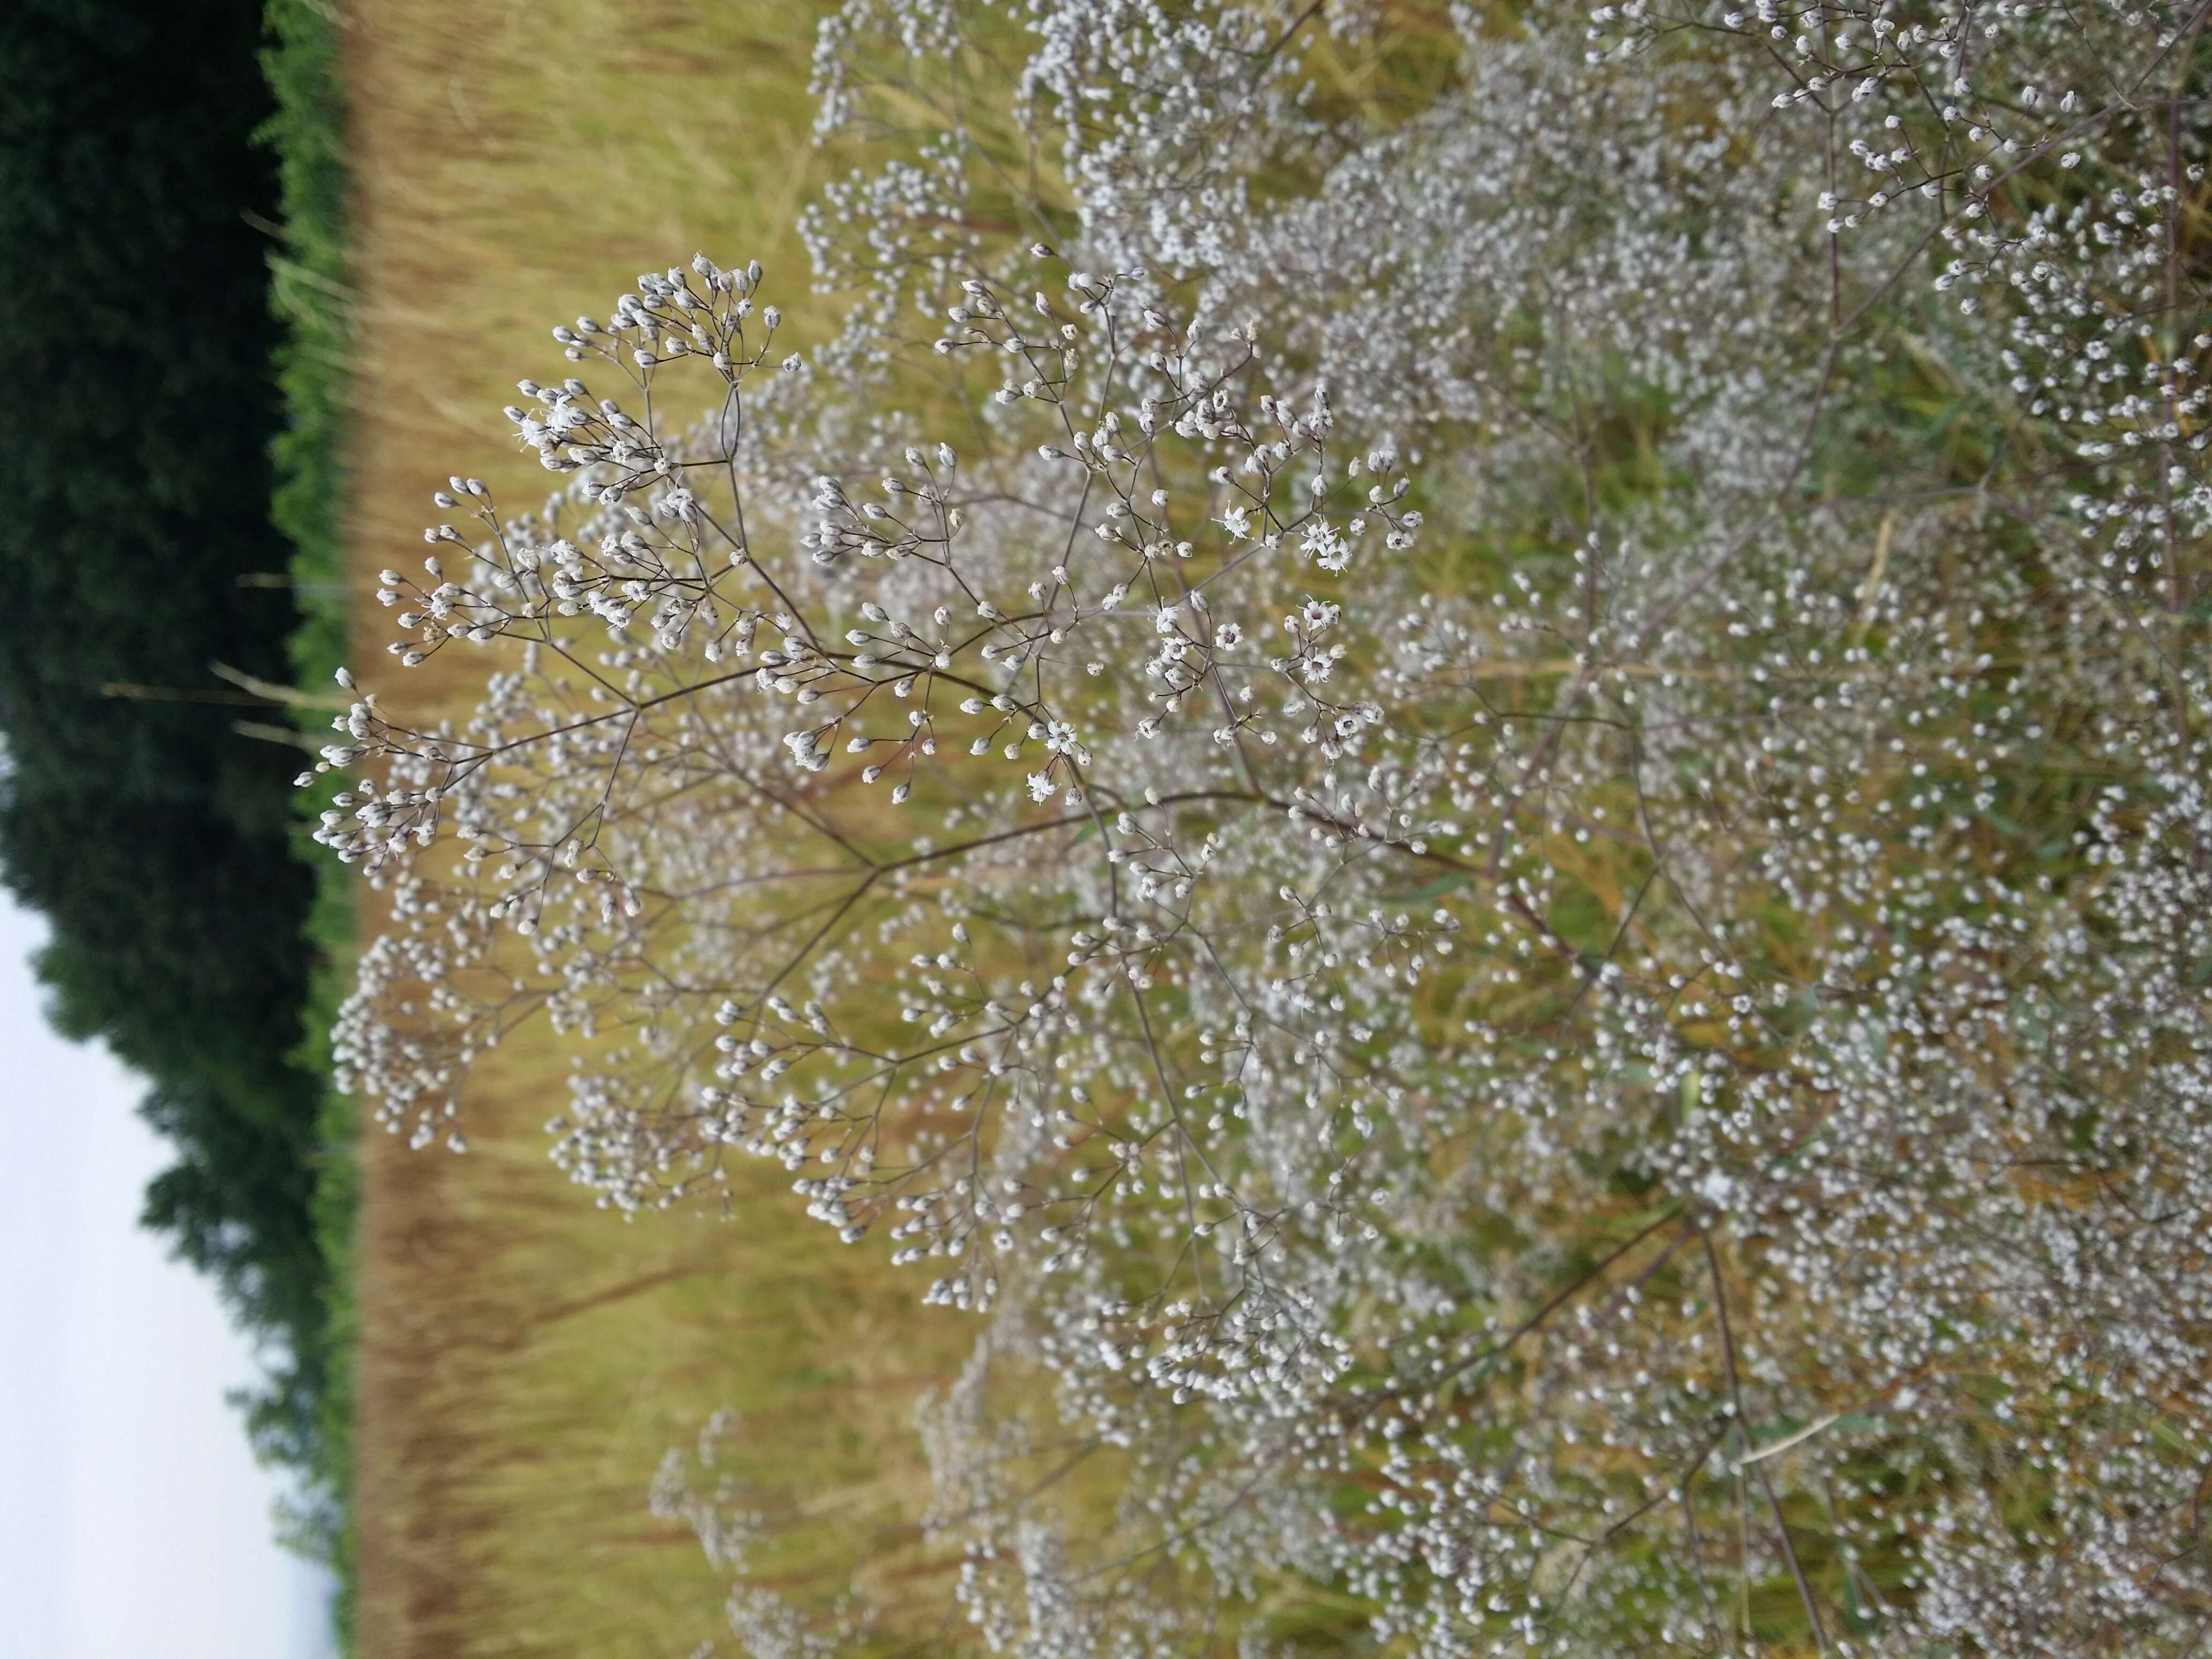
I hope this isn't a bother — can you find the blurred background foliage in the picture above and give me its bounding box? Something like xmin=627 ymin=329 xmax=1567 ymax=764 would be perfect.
xmin=0 ymin=4 xmax=959 ymax=1656
xmin=0 ymin=0 xmax=354 ymax=1581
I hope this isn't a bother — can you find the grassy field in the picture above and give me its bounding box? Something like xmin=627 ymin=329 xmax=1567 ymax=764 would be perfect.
xmin=335 ymin=5 xmax=975 ymax=1653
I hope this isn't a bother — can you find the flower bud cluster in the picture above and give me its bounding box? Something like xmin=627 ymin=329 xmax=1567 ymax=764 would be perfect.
xmin=326 ymin=0 xmax=2212 ymax=1645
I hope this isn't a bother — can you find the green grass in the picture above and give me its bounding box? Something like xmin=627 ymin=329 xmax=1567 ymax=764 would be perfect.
xmin=261 ymin=0 xmax=360 ymax=1641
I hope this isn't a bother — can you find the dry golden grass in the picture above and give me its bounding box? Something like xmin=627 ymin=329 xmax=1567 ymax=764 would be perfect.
xmin=340 ymin=4 xmax=972 ymax=1653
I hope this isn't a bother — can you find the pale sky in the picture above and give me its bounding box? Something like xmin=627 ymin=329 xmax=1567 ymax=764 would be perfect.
xmin=0 ymin=894 xmax=338 ymax=1659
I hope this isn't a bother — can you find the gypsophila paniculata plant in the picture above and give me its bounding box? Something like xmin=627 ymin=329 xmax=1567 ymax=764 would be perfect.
xmin=315 ymin=0 xmax=2212 ymax=1650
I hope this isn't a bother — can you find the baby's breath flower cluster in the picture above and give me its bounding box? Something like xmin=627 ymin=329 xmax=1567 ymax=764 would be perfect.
xmin=321 ymin=0 xmax=2212 ymax=1650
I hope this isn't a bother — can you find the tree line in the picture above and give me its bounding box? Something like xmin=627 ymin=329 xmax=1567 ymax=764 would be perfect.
xmin=0 ymin=0 xmax=338 ymax=1478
